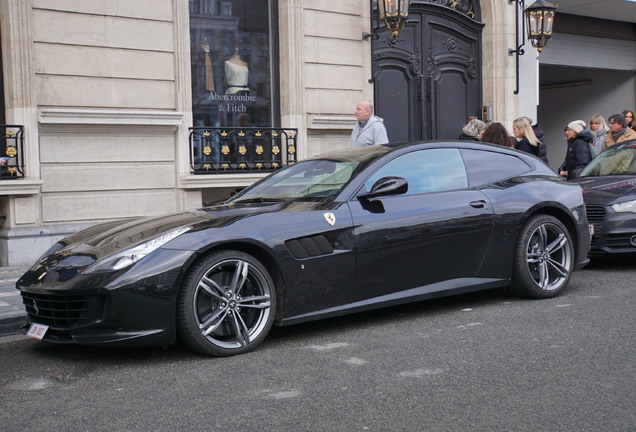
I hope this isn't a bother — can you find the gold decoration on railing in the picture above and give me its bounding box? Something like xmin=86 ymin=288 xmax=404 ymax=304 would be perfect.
xmin=7 ymin=168 xmax=17 ymax=176
xmin=272 ymin=163 xmax=279 ymax=169
xmin=256 ymin=145 xmax=264 ymax=155
xmin=5 ymin=146 xmax=17 ymax=157
xmin=238 ymin=145 xmax=247 ymax=155
xmin=6 ymin=130 xmax=15 ymax=137
xmin=221 ymin=131 xmax=228 ymax=137
xmin=288 ymin=132 xmax=295 ymax=138
xmin=203 ymin=164 xmax=211 ymax=171
xmin=272 ymin=145 xmax=280 ymax=155
xmin=288 ymin=146 xmax=296 ymax=155
xmin=255 ymin=131 xmax=262 ymax=137
xmin=221 ymin=145 xmax=230 ymax=155
xmin=238 ymin=131 xmax=245 ymax=137
xmin=203 ymin=146 xmax=212 ymax=156
xmin=256 ymin=163 xmax=263 ymax=169
xmin=203 ymin=131 xmax=210 ymax=137
xmin=222 ymin=163 xmax=229 ymax=170
xmin=239 ymin=163 xmax=246 ymax=169
xmin=272 ymin=132 xmax=278 ymax=137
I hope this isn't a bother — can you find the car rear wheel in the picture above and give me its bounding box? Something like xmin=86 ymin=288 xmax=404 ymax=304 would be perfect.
xmin=511 ymin=215 xmax=574 ymax=298
xmin=177 ymin=250 xmax=276 ymax=356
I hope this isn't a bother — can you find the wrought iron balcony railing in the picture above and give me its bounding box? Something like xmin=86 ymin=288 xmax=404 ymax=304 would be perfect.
xmin=1 ymin=125 xmax=25 ymax=179
xmin=189 ymin=127 xmax=298 ymax=174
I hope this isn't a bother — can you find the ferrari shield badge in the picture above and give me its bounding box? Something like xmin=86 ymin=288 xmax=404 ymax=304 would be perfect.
xmin=323 ymin=212 xmax=336 ymax=226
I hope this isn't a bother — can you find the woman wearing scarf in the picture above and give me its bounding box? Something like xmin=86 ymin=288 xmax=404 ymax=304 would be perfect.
xmin=588 ymin=114 xmax=609 ymax=157
xmin=603 ymin=113 xmax=636 ymax=150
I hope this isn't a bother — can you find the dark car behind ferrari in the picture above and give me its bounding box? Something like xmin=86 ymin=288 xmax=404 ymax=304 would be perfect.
xmin=17 ymin=141 xmax=590 ymax=356
xmin=570 ymin=140 xmax=636 ymax=254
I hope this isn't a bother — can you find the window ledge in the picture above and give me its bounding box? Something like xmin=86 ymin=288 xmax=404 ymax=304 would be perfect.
xmin=179 ymin=173 xmax=268 ymax=189
xmin=0 ymin=180 xmax=44 ymax=195
xmin=38 ymin=108 xmax=184 ymax=126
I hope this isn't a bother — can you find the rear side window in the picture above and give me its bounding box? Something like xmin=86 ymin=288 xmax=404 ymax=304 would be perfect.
xmin=461 ymin=149 xmax=531 ymax=187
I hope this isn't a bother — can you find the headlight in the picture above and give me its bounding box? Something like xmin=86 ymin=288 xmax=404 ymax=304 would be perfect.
xmin=84 ymin=226 xmax=192 ymax=273
xmin=30 ymin=242 xmax=66 ymax=270
xmin=611 ymin=200 xmax=636 ymax=213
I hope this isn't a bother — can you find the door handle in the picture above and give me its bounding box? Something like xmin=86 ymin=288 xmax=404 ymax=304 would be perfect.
xmin=469 ymin=200 xmax=486 ymax=208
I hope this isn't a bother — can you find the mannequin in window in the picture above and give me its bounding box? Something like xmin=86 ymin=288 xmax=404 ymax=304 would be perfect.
xmin=200 ymin=41 xmax=215 ymax=92
xmin=224 ymin=49 xmax=250 ymax=95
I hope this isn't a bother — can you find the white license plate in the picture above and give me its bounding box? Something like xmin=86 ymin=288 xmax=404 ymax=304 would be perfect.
xmin=26 ymin=323 xmax=49 ymax=340
xmin=588 ymin=224 xmax=595 ymax=236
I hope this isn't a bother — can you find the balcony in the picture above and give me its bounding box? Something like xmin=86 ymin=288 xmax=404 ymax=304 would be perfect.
xmin=1 ymin=125 xmax=25 ymax=179
xmin=189 ymin=127 xmax=298 ymax=174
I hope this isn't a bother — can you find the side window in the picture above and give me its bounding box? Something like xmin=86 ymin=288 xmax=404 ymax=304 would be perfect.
xmin=461 ymin=149 xmax=532 ymax=186
xmin=364 ymin=148 xmax=468 ymax=195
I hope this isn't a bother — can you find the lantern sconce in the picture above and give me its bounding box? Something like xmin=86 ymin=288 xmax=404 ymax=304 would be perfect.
xmin=363 ymin=0 xmax=411 ymax=45
xmin=509 ymin=0 xmax=558 ymax=94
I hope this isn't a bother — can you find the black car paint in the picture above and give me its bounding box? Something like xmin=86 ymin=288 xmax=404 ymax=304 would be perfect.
xmin=16 ymin=141 xmax=590 ymax=348
xmin=571 ymin=175 xmax=636 ymax=254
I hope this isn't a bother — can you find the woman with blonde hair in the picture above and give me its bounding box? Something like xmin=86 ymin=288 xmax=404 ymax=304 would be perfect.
xmin=512 ymin=117 xmax=548 ymax=163
xmin=588 ymin=114 xmax=609 ymax=157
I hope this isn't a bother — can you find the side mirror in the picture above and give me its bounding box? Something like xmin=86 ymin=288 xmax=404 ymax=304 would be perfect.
xmin=357 ymin=176 xmax=408 ymax=200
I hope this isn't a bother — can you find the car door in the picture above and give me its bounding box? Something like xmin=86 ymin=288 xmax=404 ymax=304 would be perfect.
xmin=348 ymin=147 xmax=494 ymax=301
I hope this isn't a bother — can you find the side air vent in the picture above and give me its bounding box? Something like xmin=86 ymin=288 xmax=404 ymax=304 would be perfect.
xmin=286 ymin=236 xmax=334 ymax=259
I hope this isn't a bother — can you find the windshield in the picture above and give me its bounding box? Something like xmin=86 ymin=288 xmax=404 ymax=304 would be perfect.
xmin=227 ymin=145 xmax=392 ymax=203
xmin=228 ymin=159 xmax=357 ymax=202
xmin=579 ymin=144 xmax=636 ymax=177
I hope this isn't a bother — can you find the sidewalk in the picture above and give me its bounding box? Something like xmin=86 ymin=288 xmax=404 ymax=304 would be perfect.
xmin=0 ymin=267 xmax=29 ymax=335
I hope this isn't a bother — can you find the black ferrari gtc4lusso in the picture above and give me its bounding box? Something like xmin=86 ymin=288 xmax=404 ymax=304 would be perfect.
xmin=17 ymin=141 xmax=590 ymax=356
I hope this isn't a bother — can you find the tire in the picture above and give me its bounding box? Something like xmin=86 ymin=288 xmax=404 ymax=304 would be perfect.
xmin=177 ymin=250 xmax=276 ymax=356
xmin=511 ymin=215 xmax=574 ymax=299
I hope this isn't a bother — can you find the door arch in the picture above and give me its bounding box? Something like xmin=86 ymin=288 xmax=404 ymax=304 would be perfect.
xmin=372 ymin=0 xmax=483 ymax=141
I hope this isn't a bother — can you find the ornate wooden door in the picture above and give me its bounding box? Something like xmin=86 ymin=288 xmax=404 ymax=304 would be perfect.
xmin=373 ymin=0 xmax=483 ymax=141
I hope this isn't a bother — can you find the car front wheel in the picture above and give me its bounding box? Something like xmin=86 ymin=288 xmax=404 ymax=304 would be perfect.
xmin=177 ymin=250 xmax=276 ymax=356
xmin=511 ymin=215 xmax=574 ymax=298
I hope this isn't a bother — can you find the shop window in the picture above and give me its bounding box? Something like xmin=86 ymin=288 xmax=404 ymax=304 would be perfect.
xmin=189 ymin=0 xmax=278 ymax=128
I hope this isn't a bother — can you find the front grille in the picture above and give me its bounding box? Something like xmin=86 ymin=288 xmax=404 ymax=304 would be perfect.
xmin=21 ymin=292 xmax=104 ymax=329
xmin=585 ymin=204 xmax=606 ymax=246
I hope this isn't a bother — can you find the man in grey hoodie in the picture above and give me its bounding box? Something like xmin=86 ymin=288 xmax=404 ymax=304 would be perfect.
xmin=351 ymin=100 xmax=389 ymax=147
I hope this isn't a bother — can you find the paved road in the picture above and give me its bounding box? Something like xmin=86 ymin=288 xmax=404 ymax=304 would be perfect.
xmin=0 ymin=256 xmax=634 ymax=432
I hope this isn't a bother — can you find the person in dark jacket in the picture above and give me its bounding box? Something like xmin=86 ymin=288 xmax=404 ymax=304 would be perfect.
xmin=458 ymin=119 xmax=486 ymax=141
xmin=512 ymin=117 xmax=546 ymax=163
xmin=558 ymin=120 xmax=593 ymax=180
xmin=523 ymin=117 xmax=549 ymax=164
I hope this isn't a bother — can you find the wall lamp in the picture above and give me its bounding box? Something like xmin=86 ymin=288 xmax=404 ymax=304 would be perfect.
xmin=363 ymin=0 xmax=412 ymax=83
xmin=509 ymin=0 xmax=557 ymax=94
xmin=363 ymin=0 xmax=411 ymax=45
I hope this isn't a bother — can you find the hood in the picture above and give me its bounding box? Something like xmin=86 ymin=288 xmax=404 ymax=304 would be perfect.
xmin=571 ymin=175 xmax=636 ymax=205
xmin=575 ymin=129 xmax=594 ymax=143
xmin=367 ymin=115 xmax=384 ymax=126
xmin=31 ymin=200 xmax=325 ymax=270
xmin=532 ymin=124 xmax=544 ymax=139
